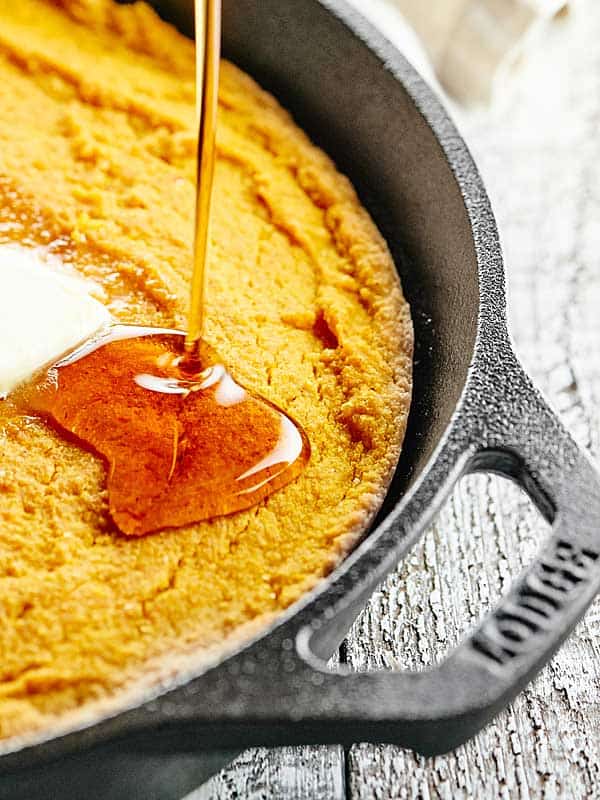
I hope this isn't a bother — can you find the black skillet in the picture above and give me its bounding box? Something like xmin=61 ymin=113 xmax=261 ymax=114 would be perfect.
xmin=2 ymin=1 xmax=600 ymax=798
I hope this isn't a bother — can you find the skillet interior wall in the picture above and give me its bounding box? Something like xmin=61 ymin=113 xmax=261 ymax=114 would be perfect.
xmin=142 ymin=0 xmax=480 ymax=504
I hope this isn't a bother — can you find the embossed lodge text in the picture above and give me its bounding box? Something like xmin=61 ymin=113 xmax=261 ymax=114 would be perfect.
xmin=472 ymin=539 xmax=599 ymax=666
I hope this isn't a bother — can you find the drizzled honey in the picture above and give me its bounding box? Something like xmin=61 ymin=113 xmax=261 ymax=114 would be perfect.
xmin=7 ymin=0 xmax=310 ymax=535
xmin=12 ymin=328 xmax=309 ymax=536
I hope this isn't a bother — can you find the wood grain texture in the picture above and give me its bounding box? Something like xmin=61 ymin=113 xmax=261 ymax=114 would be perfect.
xmin=189 ymin=2 xmax=600 ymax=797
xmin=188 ymin=746 xmax=345 ymax=800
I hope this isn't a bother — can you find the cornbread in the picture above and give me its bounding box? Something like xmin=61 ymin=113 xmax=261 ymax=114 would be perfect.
xmin=0 ymin=0 xmax=413 ymax=742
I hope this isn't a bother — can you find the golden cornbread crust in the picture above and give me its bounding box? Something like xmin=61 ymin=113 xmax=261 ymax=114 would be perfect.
xmin=0 ymin=0 xmax=413 ymax=743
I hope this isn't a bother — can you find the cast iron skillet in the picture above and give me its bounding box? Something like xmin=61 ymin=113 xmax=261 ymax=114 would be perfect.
xmin=3 ymin=1 xmax=600 ymax=797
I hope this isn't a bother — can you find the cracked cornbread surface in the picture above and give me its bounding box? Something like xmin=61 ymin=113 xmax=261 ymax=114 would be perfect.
xmin=0 ymin=0 xmax=412 ymax=740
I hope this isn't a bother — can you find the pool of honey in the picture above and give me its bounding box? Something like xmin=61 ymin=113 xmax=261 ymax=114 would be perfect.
xmin=10 ymin=327 xmax=310 ymax=536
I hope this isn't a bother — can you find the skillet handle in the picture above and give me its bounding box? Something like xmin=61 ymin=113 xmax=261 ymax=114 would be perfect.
xmin=297 ymin=364 xmax=600 ymax=755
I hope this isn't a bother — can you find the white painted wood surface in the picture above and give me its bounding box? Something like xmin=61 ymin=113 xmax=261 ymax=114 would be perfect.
xmin=192 ymin=2 xmax=600 ymax=797
xmin=192 ymin=746 xmax=346 ymax=799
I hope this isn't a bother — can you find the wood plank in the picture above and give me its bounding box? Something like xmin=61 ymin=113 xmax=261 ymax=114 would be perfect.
xmin=187 ymin=746 xmax=346 ymax=800
xmin=347 ymin=3 xmax=600 ymax=798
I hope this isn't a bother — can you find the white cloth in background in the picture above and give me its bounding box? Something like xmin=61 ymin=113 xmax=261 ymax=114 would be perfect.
xmin=349 ymin=0 xmax=569 ymax=105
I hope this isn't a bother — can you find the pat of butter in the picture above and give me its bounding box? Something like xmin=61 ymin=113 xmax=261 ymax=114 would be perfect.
xmin=0 ymin=246 xmax=110 ymax=398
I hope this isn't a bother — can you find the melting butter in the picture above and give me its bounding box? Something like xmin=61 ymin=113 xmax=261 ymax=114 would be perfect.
xmin=0 ymin=246 xmax=109 ymax=398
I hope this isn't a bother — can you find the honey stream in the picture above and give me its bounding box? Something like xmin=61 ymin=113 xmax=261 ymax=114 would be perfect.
xmin=183 ymin=0 xmax=221 ymax=363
